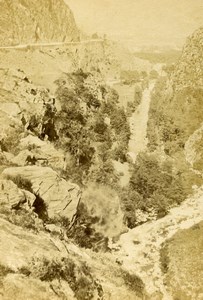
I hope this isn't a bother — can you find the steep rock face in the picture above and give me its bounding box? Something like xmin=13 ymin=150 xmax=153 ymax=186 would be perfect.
xmin=0 ymin=217 xmax=59 ymax=270
xmin=168 ymin=28 xmax=203 ymax=157
xmin=0 ymin=0 xmax=80 ymax=46
xmin=184 ymin=124 xmax=203 ymax=172
xmin=2 ymin=166 xmax=81 ymax=221
xmin=173 ymin=27 xmax=203 ymax=91
xmin=147 ymin=27 xmax=203 ymax=160
xmin=0 ymin=218 xmax=86 ymax=299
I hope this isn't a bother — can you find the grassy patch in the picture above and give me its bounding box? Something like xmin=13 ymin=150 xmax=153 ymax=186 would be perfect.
xmin=160 ymin=222 xmax=203 ymax=299
xmin=0 ymin=207 xmax=42 ymax=232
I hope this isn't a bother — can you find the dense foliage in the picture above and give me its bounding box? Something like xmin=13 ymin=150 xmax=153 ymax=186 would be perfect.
xmin=148 ymin=76 xmax=203 ymax=156
xmin=120 ymin=153 xmax=187 ymax=228
xmin=54 ymin=70 xmax=130 ymax=185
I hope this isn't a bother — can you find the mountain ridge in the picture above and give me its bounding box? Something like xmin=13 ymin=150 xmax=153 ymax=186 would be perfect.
xmin=0 ymin=0 xmax=80 ymax=46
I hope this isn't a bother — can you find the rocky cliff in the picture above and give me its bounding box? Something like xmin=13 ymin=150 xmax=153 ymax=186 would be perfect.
xmin=0 ymin=0 xmax=80 ymax=46
xmin=147 ymin=27 xmax=203 ymax=161
xmin=173 ymin=27 xmax=203 ymax=91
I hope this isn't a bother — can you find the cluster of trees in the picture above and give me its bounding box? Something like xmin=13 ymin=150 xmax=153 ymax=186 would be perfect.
xmin=126 ymin=85 xmax=143 ymax=115
xmin=120 ymin=70 xmax=148 ymax=85
xmin=54 ymin=70 xmax=190 ymax=236
xmin=120 ymin=153 xmax=187 ymax=228
xmin=54 ymin=70 xmax=130 ymax=186
xmin=48 ymin=68 xmax=200 ymax=242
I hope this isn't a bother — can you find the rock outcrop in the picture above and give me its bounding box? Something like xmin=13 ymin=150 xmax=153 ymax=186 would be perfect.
xmin=147 ymin=27 xmax=203 ymax=161
xmin=0 ymin=179 xmax=27 ymax=209
xmin=0 ymin=216 xmax=145 ymax=300
xmin=12 ymin=135 xmax=66 ymax=169
xmin=2 ymin=166 xmax=81 ymax=221
xmin=0 ymin=217 xmax=88 ymax=299
xmin=173 ymin=27 xmax=203 ymax=91
xmin=0 ymin=0 xmax=80 ymax=46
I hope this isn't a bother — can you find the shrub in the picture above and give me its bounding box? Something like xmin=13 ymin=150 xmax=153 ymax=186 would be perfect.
xmin=2 ymin=124 xmax=24 ymax=155
xmin=0 ymin=264 xmax=14 ymax=278
xmin=160 ymin=243 xmax=170 ymax=274
xmin=67 ymin=202 xmax=108 ymax=251
xmin=5 ymin=175 xmax=32 ymax=192
xmin=19 ymin=256 xmax=103 ymax=300
xmin=0 ymin=207 xmax=42 ymax=232
xmin=120 ymin=269 xmax=144 ymax=297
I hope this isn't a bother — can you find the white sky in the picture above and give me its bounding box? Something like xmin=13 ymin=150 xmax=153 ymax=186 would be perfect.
xmin=65 ymin=0 xmax=203 ymax=47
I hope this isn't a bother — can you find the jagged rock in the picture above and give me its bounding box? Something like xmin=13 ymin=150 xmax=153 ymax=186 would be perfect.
xmin=0 ymin=179 xmax=26 ymax=209
xmin=185 ymin=124 xmax=203 ymax=172
xmin=44 ymin=223 xmax=63 ymax=235
xmin=2 ymin=166 xmax=81 ymax=220
xmin=10 ymin=149 xmax=34 ymax=166
xmin=1 ymin=151 xmax=15 ymax=163
xmin=15 ymin=135 xmax=66 ymax=169
xmin=0 ymin=0 xmax=80 ymax=46
xmin=22 ymin=189 xmax=36 ymax=208
xmin=0 ymin=68 xmax=51 ymax=117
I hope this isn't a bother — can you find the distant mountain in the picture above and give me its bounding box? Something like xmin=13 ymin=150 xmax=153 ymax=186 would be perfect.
xmin=0 ymin=0 xmax=80 ymax=46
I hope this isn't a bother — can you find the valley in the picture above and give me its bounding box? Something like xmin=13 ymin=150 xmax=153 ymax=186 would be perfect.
xmin=0 ymin=1 xmax=202 ymax=299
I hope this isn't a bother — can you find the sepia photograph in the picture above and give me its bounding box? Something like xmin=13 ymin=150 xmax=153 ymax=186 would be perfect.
xmin=0 ymin=0 xmax=202 ymax=299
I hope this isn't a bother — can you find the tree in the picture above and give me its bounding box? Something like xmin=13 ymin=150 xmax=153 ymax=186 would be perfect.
xmin=149 ymin=70 xmax=159 ymax=79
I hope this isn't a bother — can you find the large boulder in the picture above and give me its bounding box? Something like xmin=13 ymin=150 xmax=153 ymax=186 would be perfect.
xmin=0 ymin=179 xmax=27 ymax=209
xmin=2 ymin=166 xmax=81 ymax=221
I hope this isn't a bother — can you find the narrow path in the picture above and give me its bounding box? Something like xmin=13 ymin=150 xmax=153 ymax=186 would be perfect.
xmin=116 ymin=188 xmax=203 ymax=299
xmin=128 ymin=81 xmax=155 ymax=160
xmin=0 ymin=39 xmax=104 ymax=50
